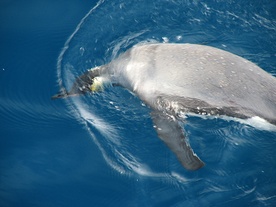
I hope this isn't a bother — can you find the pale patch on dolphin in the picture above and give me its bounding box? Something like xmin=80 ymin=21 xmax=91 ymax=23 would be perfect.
xmin=53 ymin=43 xmax=276 ymax=170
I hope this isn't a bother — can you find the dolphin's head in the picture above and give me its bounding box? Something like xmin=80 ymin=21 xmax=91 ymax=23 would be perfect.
xmin=52 ymin=67 xmax=104 ymax=99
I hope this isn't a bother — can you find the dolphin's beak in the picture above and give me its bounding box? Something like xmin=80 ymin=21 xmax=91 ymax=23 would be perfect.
xmin=51 ymin=68 xmax=100 ymax=100
xmin=51 ymin=92 xmax=68 ymax=100
xmin=51 ymin=91 xmax=80 ymax=100
xmin=51 ymin=93 xmax=66 ymax=100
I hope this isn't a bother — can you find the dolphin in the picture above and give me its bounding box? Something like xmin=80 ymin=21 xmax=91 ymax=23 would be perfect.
xmin=52 ymin=43 xmax=276 ymax=170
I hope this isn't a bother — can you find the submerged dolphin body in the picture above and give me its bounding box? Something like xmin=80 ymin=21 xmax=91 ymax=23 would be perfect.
xmin=53 ymin=43 xmax=276 ymax=170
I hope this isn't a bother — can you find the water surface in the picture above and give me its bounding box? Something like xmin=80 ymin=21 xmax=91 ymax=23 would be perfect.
xmin=1 ymin=0 xmax=276 ymax=206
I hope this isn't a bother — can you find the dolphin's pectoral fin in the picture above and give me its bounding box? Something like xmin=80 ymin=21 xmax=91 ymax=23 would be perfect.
xmin=151 ymin=111 xmax=204 ymax=170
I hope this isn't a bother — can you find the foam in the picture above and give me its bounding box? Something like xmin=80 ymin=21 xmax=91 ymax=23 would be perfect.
xmin=240 ymin=116 xmax=276 ymax=132
xmin=185 ymin=112 xmax=276 ymax=132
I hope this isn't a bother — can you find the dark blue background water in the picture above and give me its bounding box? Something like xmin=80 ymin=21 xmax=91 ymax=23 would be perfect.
xmin=1 ymin=0 xmax=276 ymax=206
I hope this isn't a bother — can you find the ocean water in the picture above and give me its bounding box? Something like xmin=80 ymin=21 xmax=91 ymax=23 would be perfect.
xmin=1 ymin=0 xmax=276 ymax=206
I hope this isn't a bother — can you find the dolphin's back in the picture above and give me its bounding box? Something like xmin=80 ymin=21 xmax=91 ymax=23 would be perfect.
xmin=110 ymin=43 xmax=276 ymax=124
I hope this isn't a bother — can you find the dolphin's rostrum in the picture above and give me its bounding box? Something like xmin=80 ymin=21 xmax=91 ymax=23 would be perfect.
xmin=53 ymin=43 xmax=276 ymax=170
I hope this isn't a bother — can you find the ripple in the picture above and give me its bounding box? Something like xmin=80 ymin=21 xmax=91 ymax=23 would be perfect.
xmin=0 ymin=53 xmax=73 ymax=133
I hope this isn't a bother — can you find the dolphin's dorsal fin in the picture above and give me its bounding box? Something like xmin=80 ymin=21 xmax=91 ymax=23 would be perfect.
xmin=151 ymin=111 xmax=204 ymax=170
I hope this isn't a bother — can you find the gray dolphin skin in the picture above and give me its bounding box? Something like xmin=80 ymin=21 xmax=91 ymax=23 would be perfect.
xmin=53 ymin=43 xmax=276 ymax=170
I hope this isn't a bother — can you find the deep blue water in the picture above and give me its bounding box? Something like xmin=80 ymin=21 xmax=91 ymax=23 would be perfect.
xmin=1 ymin=0 xmax=276 ymax=206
